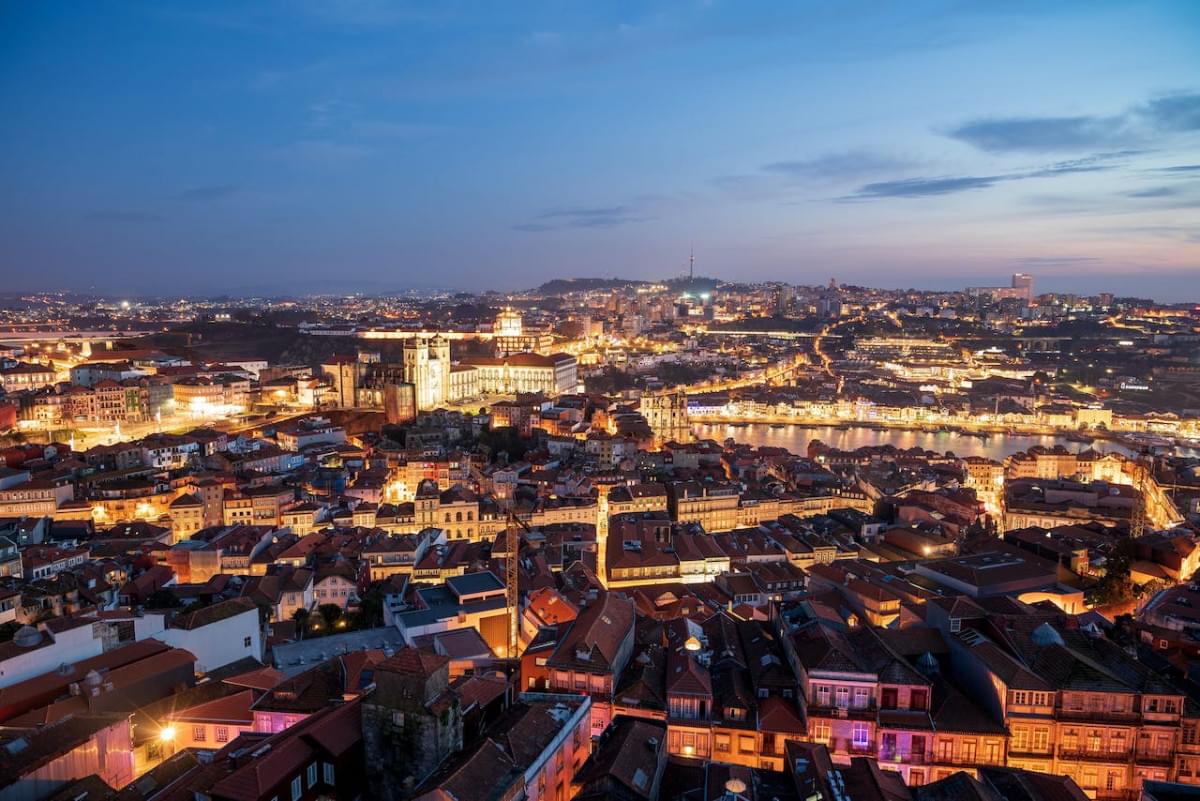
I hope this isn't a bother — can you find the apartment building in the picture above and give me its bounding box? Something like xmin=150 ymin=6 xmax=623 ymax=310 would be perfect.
xmin=667 ymin=481 xmax=741 ymax=533
xmin=546 ymin=591 xmax=636 ymax=735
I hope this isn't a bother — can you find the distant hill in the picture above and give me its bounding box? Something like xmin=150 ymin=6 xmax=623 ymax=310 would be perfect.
xmin=535 ymin=277 xmax=652 ymax=295
xmin=664 ymin=276 xmax=721 ymax=294
xmin=535 ymin=276 xmax=733 ymax=296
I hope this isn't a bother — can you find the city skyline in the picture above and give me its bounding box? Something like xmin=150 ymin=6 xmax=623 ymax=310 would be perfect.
xmin=2 ymin=1 xmax=1199 ymax=299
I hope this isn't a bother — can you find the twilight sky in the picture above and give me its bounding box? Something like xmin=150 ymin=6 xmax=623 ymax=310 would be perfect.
xmin=2 ymin=1 xmax=1198 ymax=299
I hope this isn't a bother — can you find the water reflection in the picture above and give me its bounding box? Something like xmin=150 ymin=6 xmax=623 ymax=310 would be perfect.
xmin=691 ymin=423 xmax=1169 ymax=461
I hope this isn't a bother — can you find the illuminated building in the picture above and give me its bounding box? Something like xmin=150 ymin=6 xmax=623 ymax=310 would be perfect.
xmin=639 ymin=390 xmax=692 ymax=446
xmin=454 ymin=352 xmax=578 ymax=397
xmin=546 ymin=591 xmax=635 ymax=735
xmin=403 ymin=335 xmax=451 ymax=411
xmin=320 ymin=355 xmax=358 ymax=408
xmin=667 ymin=481 xmax=741 ymax=534
xmin=171 ymin=375 xmax=249 ymax=418
xmin=967 ymin=273 xmax=1035 ymax=303
xmin=168 ymin=492 xmax=204 ymax=543
xmin=0 ymin=362 xmax=56 ymax=393
xmin=493 ymin=307 xmax=554 ymax=355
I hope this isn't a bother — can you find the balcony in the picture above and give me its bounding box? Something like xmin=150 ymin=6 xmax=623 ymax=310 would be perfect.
xmin=878 ymin=749 xmax=928 ymax=765
xmin=828 ymin=737 xmax=876 ymax=758
xmin=806 ymin=703 xmax=877 ymax=721
xmin=1005 ymin=746 xmax=1055 ymax=760
xmin=1095 ymin=790 xmax=1140 ymax=801
xmin=1134 ymin=750 xmax=1175 ymax=766
xmin=932 ymin=753 xmax=1002 ymax=767
xmin=1057 ymin=746 xmax=1132 ymax=762
xmin=1056 ymin=708 xmax=1141 ymax=724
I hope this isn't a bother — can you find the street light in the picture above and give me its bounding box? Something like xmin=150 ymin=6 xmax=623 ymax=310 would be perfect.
xmin=159 ymin=725 xmax=176 ymax=743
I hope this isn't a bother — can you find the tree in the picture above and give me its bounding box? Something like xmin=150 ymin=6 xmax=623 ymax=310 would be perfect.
xmin=476 ymin=426 xmax=530 ymax=461
xmin=291 ymin=608 xmax=310 ymax=640
xmin=358 ymin=585 xmax=385 ymax=628
xmin=145 ymin=589 xmax=181 ymax=609
xmin=317 ymin=603 xmax=342 ymax=629
xmin=1090 ymin=537 xmax=1137 ymax=608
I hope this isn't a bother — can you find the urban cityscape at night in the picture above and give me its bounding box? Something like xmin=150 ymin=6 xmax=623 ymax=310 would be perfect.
xmin=1 ymin=3 xmax=1199 ymax=801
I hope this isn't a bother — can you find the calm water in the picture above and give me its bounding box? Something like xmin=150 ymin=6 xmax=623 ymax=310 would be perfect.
xmin=692 ymin=422 xmax=1148 ymax=461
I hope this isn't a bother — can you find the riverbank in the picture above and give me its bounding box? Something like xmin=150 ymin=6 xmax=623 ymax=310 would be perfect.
xmin=692 ymin=414 xmax=1102 ymax=439
xmin=689 ymin=420 xmax=1184 ymax=461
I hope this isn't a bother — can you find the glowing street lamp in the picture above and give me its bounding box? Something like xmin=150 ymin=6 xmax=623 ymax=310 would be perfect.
xmin=159 ymin=725 xmax=176 ymax=743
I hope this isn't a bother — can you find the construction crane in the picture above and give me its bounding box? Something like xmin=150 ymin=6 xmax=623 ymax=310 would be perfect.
xmin=504 ymin=509 xmax=535 ymax=659
xmin=1129 ymin=450 xmax=1153 ymax=539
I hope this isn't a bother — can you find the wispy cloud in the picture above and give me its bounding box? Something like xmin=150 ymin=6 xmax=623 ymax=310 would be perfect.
xmin=1124 ymin=186 xmax=1180 ymax=198
xmin=845 ymin=151 xmax=1133 ymax=200
xmin=1081 ymin=224 xmax=1200 ymax=244
xmin=178 ymin=184 xmax=240 ymax=202
xmin=948 ymin=90 xmax=1199 ymax=153
xmin=513 ymin=204 xmax=654 ymax=232
xmin=1015 ymin=256 xmax=1102 ymax=265
xmin=1028 ymin=152 xmax=1141 ymax=177
xmin=762 ymin=152 xmax=914 ymax=181
xmin=949 ymin=115 xmax=1130 ymax=154
xmin=1141 ymin=93 xmax=1200 ymax=132
xmin=852 ymin=175 xmax=1003 ymax=198
xmin=712 ymin=151 xmax=915 ymax=201
xmin=307 ymin=99 xmax=353 ymax=129
xmin=1155 ymin=164 xmax=1200 ymax=173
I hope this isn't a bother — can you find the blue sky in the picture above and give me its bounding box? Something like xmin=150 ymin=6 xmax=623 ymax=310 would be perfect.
xmin=1 ymin=1 xmax=1198 ymax=298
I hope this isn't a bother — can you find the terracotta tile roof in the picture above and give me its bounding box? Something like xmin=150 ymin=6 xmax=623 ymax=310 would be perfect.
xmin=173 ymin=688 xmax=256 ymax=724
xmin=224 ymin=666 xmax=285 ymax=692
xmin=377 ymin=646 xmax=450 ymax=678
xmin=170 ymin=597 xmax=258 ymax=631
xmin=757 ymin=695 xmax=806 ymax=734
xmin=666 ymin=648 xmax=711 ymax=697
xmin=0 ymin=639 xmax=171 ymax=723
xmin=209 ymin=699 xmax=362 ymax=801
xmin=452 ymin=673 xmax=508 ymax=710
xmin=575 ymin=716 xmax=665 ymax=799
xmin=548 ymin=591 xmax=635 ymax=673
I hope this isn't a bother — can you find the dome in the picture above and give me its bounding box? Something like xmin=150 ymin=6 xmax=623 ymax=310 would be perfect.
xmin=12 ymin=626 xmax=41 ymax=649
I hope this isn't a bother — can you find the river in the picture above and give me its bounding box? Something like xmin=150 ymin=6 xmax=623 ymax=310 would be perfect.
xmin=691 ymin=422 xmax=1158 ymax=461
